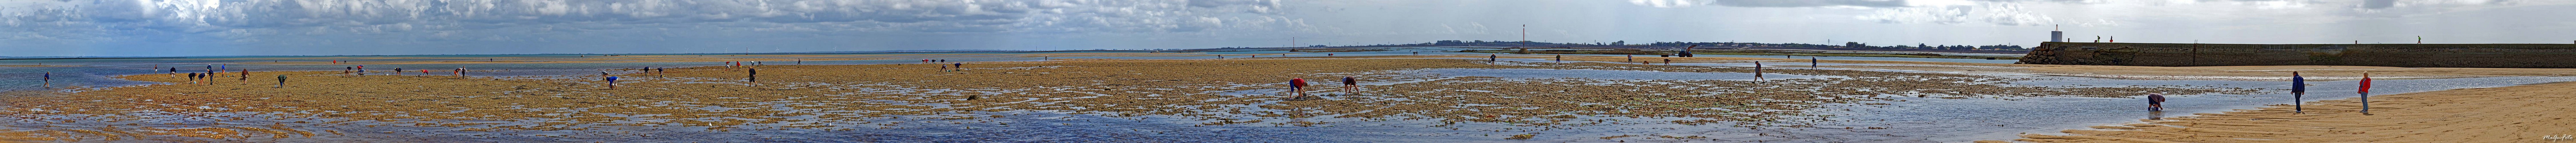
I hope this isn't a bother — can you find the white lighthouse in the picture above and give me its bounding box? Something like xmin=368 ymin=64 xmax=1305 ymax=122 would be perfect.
xmin=2049 ymin=25 xmax=2064 ymax=42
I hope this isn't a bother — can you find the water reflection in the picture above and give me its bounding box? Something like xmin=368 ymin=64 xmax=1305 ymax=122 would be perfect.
xmin=2147 ymin=111 xmax=2165 ymax=120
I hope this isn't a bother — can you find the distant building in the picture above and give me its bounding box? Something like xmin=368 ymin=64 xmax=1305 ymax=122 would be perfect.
xmin=2050 ymin=31 xmax=2064 ymax=42
xmin=2049 ymin=25 xmax=2065 ymax=42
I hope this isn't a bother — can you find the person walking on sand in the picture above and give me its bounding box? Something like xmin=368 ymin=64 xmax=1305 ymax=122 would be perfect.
xmin=1289 ymin=78 xmax=1310 ymax=99
xmin=746 ymin=68 xmax=759 ymax=83
xmin=2147 ymin=93 xmax=2166 ymax=111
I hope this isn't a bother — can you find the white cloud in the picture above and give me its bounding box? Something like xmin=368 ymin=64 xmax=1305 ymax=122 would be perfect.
xmin=0 ymin=0 xmax=1306 ymax=42
xmin=0 ymin=0 xmax=1318 ymax=55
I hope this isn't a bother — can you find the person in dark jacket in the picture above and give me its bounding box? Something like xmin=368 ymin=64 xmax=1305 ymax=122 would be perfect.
xmin=2147 ymin=93 xmax=2167 ymax=111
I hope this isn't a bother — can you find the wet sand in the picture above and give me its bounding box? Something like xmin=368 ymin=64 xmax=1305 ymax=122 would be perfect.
xmin=1541 ymin=55 xmax=2575 ymax=81
xmin=209 ymin=55 xmax=886 ymax=65
xmin=2001 ymin=81 xmax=2576 ymax=142
xmin=0 ymin=58 xmax=2258 ymax=142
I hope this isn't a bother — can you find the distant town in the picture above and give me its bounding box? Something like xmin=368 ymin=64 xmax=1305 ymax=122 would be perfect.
xmin=1198 ymin=40 xmax=2029 ymax=51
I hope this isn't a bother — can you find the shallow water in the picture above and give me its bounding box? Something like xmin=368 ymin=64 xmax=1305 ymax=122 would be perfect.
xmin=1395 ymin=68 xmax=1837 ymax=81
xmin=1795 ymin=76 xmax=2576 ymax=142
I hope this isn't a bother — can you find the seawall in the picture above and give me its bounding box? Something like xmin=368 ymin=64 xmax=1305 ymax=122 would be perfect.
xmin=2017 ymin=42 xmax=2576 ymax=68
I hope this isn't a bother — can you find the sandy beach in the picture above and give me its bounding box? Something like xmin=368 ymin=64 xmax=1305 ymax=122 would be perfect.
xmin=0 ymin=57 xmax=2268 ymax=142
xmin=2000 ymin=81 xmax=2576 ymax=142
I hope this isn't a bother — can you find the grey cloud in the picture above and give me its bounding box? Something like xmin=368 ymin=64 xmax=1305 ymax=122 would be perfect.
xmin=2362 ymin=0 xmax=2396 ymax=9
xmin=1629 ymin=0 xmax=1910 ymax=8
xmin=0 ymin=0 xmax=1305 ymax=42
xmin=1855 ymin=3 xmax=2062 ymax=26
xmin=1707 ymin=0 xmax=1910 ymax=7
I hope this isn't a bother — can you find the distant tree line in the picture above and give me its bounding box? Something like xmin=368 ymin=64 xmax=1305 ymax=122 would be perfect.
xmin=1843 ymin=42 xmax=2027 ymax=51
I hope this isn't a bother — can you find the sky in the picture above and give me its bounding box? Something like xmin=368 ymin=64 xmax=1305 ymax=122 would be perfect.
xmin=0 ymin=0 xmax=2569 ymax=57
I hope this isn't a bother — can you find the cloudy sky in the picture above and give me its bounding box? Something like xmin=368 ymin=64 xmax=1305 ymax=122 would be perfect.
xmin=1 ymin=0 xmax=2568 ymax=56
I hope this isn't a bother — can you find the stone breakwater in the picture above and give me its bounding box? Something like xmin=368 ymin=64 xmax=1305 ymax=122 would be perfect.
xmin=2016 ymin=42 xmax=2576 ymax=68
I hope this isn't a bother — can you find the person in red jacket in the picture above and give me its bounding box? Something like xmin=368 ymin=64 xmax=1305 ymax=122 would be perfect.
xmin=1289 ymin=78 xmax=1309 ymax=99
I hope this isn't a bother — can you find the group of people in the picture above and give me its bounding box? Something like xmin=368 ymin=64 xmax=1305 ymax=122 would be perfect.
xmin=169 ymin=65 xmax=244 ymax=85
xmin=727 ymin=61 xmax=762 ymax=69
xmin=2143 ymin=72 xmax=2372 ymax=114
xmin=937 ymin=62 xmax=965 ymax=72
xmin=1284 ymin=76 xmax=1362 ymax=99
